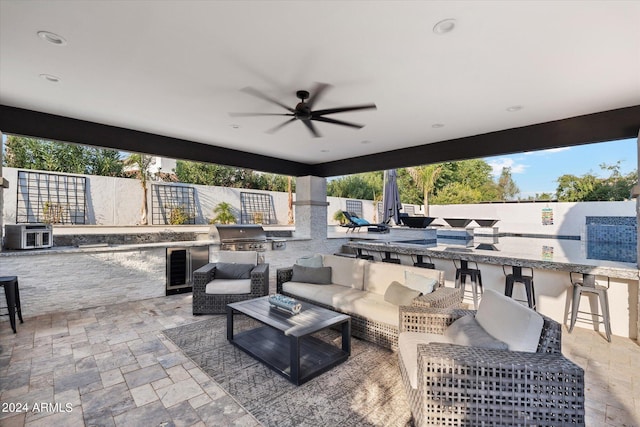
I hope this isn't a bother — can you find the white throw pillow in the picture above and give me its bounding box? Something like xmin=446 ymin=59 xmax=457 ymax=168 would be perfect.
xmin=404 ymin=270 xmax=438 ymax=294
xmin=475 ymin=289 xmax=544 ymax=353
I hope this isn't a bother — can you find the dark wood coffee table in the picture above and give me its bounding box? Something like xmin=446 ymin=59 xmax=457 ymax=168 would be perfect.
xmin=227 ymin=296 xmax=351 ymax=385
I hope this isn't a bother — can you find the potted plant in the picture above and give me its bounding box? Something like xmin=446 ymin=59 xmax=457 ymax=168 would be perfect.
xmin=210 ymin=202 xmax=236 ymax=224
xmin=333 ymin=210 xmax=347 ymax=225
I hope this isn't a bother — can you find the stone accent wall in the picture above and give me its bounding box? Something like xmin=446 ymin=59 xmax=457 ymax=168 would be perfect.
xmin=53 ymin=231 xmax=201 ymax=247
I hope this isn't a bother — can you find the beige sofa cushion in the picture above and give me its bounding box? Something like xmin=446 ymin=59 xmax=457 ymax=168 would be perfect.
xmin=336 ymin=292 xmax=399 ymax=327
xmin=282 ymin=282 xmax=361 ymax=307
xmin=205 ymin=279 xmax=251 ymax=294
xmin=364 ymin=262 xmax=444 ymax=296
xmin=475 ymin=289 xmax=544 ymax=352
xmin=283 ymin=281 xmax=398 ymax=327
xmin=364 ymin=262 xmax=407 ymax=295
xmin=399 ymin=332 xmax=453 ymax=389
xmin=322 ymin=254 xmax=366 ymax=290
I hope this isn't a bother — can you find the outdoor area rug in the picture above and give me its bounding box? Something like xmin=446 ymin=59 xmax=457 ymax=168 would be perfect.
xmin=163 ymin=316 xmax=412 ymax=427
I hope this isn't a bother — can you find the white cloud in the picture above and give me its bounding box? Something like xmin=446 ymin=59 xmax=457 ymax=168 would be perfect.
xmin=487 ymin=157 xmax=528 ymax=177
xmin=524 ymin=147 xmax=571 ymax=156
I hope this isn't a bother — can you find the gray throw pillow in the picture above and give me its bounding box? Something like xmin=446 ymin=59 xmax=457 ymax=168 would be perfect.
xmin=444 ymin=314 xmax=508 ymax=350
xmin=214 ymin=263 xmax=254 ymax=279
xmin=384 ymin=281 xmax=422 ymax=306
xmin=291 ymin=264 xmax=332 ymax=284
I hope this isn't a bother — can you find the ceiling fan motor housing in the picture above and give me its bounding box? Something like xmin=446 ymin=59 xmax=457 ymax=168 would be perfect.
xmin=296 ymin=90 xmax=310 ymax=100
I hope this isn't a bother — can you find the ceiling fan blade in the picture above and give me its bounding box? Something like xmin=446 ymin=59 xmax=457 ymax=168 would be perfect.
xmin=302 ymin=120 xmax=321 ymax=137
xmin=266 ymin=118 xmax=297 ymax=134
xmin=312 ymin=103 xmax=377 ymax=116
xmin=229 ymin=112 xmax=293 ymax=117
xmin=240 ymin=87 xmax=295 ymax=113
xmin=306 ymin=82 xmax=332 ymax=109
xmin=311 ymin=116 xmax=364 ymax=129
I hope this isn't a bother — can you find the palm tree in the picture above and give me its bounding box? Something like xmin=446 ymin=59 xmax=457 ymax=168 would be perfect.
xmin=287 ymin=176 xmax=294 ymax=225
xmin=124 ymin=153 xmax=153 ymax=225
xmin=408 ymin=164 xmax=443 ymax=216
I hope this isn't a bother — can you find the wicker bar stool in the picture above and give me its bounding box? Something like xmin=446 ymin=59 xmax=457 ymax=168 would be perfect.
xmin=412 ymin=254 xmax=435 ymax=269
xmin=453 ymin=259 xmax=483 ymax=309
xmin=503 ymin=265 xmax=536 ymax=310
xmin=1 ymin=276 xmax=24 ymax=333
xmin=568 ymin=272 xmax=612 ymax=342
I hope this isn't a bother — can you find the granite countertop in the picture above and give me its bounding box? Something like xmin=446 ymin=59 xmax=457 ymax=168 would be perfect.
xmin=346 ymin=238 xmax=639 ymax=280
xmin=0 ymin=240 xmax=219 ymax=257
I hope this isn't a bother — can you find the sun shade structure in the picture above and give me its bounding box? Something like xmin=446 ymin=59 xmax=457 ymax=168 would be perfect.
xmin=383 ymin=169 xmax=402 ymax=225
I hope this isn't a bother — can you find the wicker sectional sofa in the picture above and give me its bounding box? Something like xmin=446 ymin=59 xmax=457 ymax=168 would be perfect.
xmin=276 ymin=254 xmax=462 ymax=350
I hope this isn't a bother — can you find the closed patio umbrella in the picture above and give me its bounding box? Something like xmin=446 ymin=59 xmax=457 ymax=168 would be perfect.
xmin=383 ymin=169 xmax=402 ymax=225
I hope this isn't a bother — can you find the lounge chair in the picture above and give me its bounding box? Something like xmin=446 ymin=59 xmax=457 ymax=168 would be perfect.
xmin=192 ymin=251 xmax=269 ymax=314
xmin=341 ymin=211 xmax=389 ymax=233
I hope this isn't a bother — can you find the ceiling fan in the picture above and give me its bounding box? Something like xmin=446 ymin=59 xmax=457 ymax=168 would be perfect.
xmin=229 ymin=83 xmax=376 ymax=137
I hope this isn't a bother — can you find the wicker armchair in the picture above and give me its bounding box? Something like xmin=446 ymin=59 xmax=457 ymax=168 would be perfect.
xmin=192 ymin=262 xmax=269 ymax=315
xmin=398 ymin=306 xmax=585 ymax=426
xmin=276 ymin=267 xmax=462 ymax=350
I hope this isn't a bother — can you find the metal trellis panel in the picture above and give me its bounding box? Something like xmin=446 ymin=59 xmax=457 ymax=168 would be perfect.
xmin=345 ymin=200 xmax=363 ymax=218
xmin=151 ymin=184 xmax=196 ymax=225
xmin=16 ymin=170 xmax=86 ymax=224
xmin=240 ymin=192 xmax=277 ymax=224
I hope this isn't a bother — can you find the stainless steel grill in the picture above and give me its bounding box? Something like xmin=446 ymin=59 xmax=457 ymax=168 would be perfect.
xmin=209 ymin=224 xmax=267 ymax=252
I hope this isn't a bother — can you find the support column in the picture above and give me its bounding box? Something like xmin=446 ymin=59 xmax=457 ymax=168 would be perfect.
xmin=635 ymin=130 xmax=640 ymax=341
xmin=293 ymin=176 xmax=328 ymax=240
xmin=0 ymin=130 xmax=7 ymax=253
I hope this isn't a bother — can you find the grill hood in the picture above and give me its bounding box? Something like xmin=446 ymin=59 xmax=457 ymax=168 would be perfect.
xmin=209 ymin=224 xmax=267 ymax=243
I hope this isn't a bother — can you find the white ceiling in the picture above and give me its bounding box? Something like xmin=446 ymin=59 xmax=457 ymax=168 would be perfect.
xmin=1 ymin=0 xmax=639 ymax=167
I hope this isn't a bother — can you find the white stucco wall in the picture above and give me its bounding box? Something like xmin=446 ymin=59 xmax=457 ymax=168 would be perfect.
xmin=1 ymin=167 xmax=634 ymax=236
xmin=430 ymin=201 xmax=636 ymax=236
xmin=2 ymin=167 xmax=293 ymax=226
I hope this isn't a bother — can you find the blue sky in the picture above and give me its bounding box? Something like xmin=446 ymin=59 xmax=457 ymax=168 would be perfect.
xmin=484 ymin=138 xmax=637 ymax=198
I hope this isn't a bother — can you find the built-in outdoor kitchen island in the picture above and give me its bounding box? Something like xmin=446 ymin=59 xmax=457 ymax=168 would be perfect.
xmin=0 ymin=224 xmax=349 ymax=319
xmin=344 ymin=219 xmax=639 ymax=340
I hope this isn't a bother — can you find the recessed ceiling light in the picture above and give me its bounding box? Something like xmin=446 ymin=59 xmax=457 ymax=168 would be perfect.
xmin=230 ymin=124 xmax=240 ymax=129
xmin=37 ymin=31 xmax=67 ymax=46
xmin=433 ymin=19 xmax=456 ymax=35
xmin=320 ymin=149 xmax=329 ymax=153
xmin=506 ymin=105 xmax=523 ymax=112
xmin=431 ymin=123 xmax=444 ymax=128
xmin=360 ymin=140 xmax=371 ymax=144
xmin=39 ymin=74 xmax=60 ymax=83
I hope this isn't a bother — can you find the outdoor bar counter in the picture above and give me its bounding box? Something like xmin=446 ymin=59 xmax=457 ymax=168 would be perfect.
xmin=346 ymin=237 xmax=639 ymax=340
